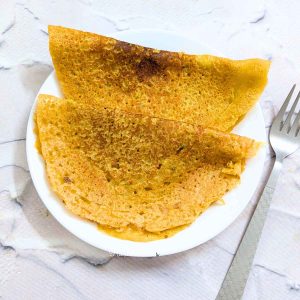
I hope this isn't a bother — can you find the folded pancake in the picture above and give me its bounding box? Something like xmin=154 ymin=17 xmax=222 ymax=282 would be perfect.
xmin=48 ymin=25 xmax=270 ymax=132
xmin=36 ymin=94 xmax=260 ymax=241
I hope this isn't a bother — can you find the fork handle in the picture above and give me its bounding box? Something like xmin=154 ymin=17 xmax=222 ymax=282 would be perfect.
xmin=216 ymin=158 xmax=282 ymax=300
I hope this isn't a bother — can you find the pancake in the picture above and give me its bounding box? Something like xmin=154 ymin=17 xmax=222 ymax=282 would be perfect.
xmin=36 ymin=94 xmax=260 ymax=241
xmin=48 ymin=25 xmax=270 ymax=131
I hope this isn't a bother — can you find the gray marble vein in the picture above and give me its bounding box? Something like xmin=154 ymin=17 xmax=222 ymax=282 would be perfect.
xmin=0 ymin=138 xmax=26 ymax=145
xmin=249 ymin=9 xmax=266 ymax=24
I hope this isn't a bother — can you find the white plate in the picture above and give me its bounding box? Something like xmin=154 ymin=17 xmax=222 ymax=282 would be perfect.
xmin=26 ymin=29 xmax=266 ymax=257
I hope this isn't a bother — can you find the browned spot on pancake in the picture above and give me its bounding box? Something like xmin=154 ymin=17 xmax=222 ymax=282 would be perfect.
xmin=136 ymin=57 xmax=163 ymax=81
xmin=111 ymin=161 xmax=120 ymax=169
xmin=63 ymin=176 xmax=72 ymax=183
xmin=114 ymin=40 xmax=134 ymax=53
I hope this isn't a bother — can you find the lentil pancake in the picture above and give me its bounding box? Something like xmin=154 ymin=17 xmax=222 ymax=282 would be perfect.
xmin=36 ymin=94 xmax=260 ymax=241
xmin=49 ymin=25 xmax=270 ymax=132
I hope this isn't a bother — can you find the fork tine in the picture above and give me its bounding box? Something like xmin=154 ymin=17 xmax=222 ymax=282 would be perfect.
xmin=282 ymin=90 xmax=300 ymax=132
xmin=273 ymin=84 xmax=296 ymax=128
xmin=289 ymin=107 xmax=300 ymax=136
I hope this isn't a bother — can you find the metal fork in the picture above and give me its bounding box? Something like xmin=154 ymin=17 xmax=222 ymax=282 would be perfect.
xmin=216 ymin=85 xmax=300 ymax=300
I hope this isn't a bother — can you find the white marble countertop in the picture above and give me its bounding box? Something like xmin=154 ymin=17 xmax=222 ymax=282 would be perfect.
xmin=1 ymin=1 xmax=300 ymax=299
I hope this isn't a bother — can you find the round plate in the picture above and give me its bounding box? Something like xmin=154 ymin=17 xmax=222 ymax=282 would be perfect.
xmin=26 ymin=29 xmax=266 ymax=257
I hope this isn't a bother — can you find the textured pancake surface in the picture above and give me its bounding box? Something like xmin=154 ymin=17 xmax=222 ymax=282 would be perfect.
xmin=49 ymin=25 xmax=270 ymax=131
xmin=36 ymin=94 xmax=260 ymax=241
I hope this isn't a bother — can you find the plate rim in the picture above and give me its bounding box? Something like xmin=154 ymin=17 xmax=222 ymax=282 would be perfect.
xmin=26 ymin=28 xmax=267 ymax=257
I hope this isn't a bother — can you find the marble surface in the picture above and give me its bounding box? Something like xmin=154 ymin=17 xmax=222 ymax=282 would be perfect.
xmin=1 ymin=0 xmax=300 ymax=299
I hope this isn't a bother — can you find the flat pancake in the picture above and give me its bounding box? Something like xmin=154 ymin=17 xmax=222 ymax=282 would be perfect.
xmin=49 ymin=25 xmax=270 ymax=131
xmin=36 ymin=94 xmax=260 ymax=241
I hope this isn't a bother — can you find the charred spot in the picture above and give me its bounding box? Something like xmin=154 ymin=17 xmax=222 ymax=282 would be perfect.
xmin=144 ymin=186 xmax=152 ymax=191
xmin=176 ymin=144 xmax=186 ymax=155
xmin=136 ymin=57 xmax=163 ymax=81
xmin=111 ymin=161 xmax=120 ymax=169
xmin=173 ymin=202 xmax=180 ymax=209
xmin=105 ymin=171 xmax=113 ymax=183
xmin=63 ymin=176 xmax=72 ymax=183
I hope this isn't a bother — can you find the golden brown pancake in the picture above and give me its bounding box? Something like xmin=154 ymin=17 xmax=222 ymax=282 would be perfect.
xmin=36 ymin=94 xmax=260 ymax=241
xmin=49 ymin=25 xmax=270 ymax=132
